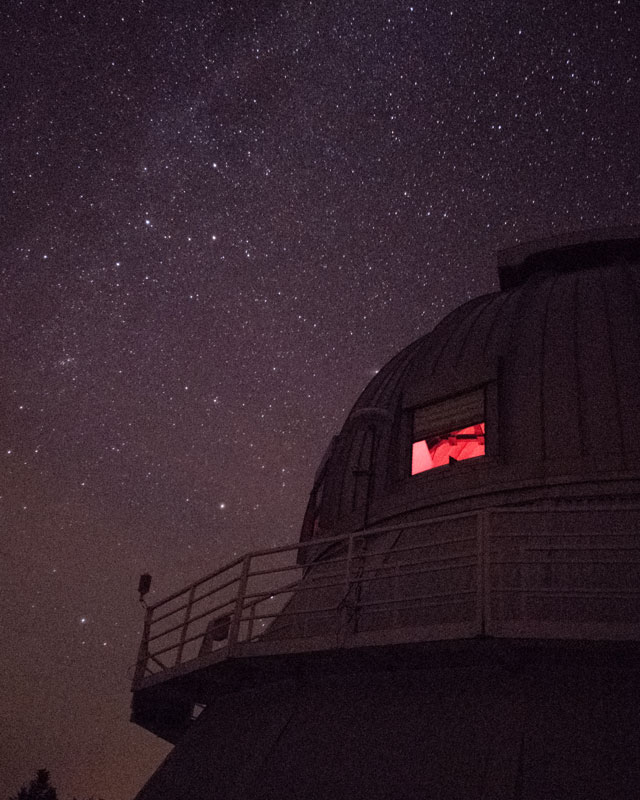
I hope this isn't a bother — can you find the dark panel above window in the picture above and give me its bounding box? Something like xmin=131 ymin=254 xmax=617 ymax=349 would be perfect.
xmin=413 ymin=389 xmax=484 ymax=441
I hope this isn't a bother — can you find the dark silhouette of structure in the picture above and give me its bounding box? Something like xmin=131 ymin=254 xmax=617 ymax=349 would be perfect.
xmin=131 ymin=228 xmax=640 ymax=799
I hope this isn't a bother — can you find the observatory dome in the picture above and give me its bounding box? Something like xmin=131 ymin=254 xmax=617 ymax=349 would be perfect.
xmin=132 ymin=229 xmax=640 ymax=800
xmin=301 ymin=229 xmax=640 ymax=546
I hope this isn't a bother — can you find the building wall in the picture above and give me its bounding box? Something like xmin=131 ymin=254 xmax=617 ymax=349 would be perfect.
xmin=135 ymin=643 xmax=640 ymax=800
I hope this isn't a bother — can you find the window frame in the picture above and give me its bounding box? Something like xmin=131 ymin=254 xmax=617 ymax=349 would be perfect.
xmin=407 ymin=386 xmax=489 ymax=477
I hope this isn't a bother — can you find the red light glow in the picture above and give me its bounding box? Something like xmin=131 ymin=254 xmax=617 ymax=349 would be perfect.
xmin=411 ymin=423 xmax=485 ymax=475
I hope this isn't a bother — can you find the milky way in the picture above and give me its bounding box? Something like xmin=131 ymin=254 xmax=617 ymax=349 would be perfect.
xmin=1 ymin=1 xmax=638 ymax=797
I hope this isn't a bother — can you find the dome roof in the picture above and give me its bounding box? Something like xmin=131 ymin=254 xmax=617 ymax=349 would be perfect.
xmin=302 ymin=229 xmax=640 ymax=543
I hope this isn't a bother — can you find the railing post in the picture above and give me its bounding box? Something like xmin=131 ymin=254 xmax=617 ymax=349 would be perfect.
xmin=227 ymin=554 xmax=251 ymax=656
xmin=478 ymin=510 xmax=491 ymax=636
xmin=393 ymin=560 xmax=401 ymax=628
xmin=133 ymin=605 xmax=153 ymax=687
xmin=175 ymin=585 xmax=196 ymax=666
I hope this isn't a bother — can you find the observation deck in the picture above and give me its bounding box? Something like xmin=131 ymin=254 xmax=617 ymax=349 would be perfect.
xmin=131 ymin=505 xmax=640 ymax=742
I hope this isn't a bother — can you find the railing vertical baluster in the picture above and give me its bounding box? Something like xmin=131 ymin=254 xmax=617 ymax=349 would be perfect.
xmin=228 ymin=554 xmax=251 ymax=656
xmin=133 ymin=605 xmax=153 ymax=686
xmin=338 ymin=531 xmax=356 ymax=643
xmin=176 ymin=585 xmax=196 ymax=666
xmin=247 ymin=601 xmax=256 ymax=642
xmin=345 ymin=531 xmax=355 ymax=595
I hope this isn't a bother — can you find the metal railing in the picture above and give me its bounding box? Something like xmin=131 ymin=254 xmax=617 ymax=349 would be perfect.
xmin=133 ymin=507 xmax=640 ymax=688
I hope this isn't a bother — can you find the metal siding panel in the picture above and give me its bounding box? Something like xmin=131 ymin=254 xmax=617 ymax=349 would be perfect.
xmin=541 ymin=273 xmax=581 ymax=460
xmin=576 ymin=269 xmax=622 ymax=460
xmin=499 ymin=275 xmax=551 ymax=464
xmin=604 ymin=266 xmax=640 ymax=459
xmin=429 ymin=295 xmax=494 ymax=375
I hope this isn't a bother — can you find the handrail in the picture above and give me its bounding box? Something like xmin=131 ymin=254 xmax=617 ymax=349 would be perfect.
xmin=133 ymin=507 xmax=640 ymax=686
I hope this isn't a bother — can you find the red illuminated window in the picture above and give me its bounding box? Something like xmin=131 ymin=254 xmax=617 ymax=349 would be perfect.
xmin=410 ymin=389 xmax=486 ymax=476
xmin=411 ymin=423 xmax=485 ymax=475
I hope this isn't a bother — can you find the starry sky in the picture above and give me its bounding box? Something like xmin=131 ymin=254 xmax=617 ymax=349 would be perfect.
xmin=1 ymin=1 xmax=638 ymax=798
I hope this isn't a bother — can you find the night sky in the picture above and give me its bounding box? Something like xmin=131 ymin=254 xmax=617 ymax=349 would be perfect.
xmin=1 ymin=1 xmax=638 ymax=797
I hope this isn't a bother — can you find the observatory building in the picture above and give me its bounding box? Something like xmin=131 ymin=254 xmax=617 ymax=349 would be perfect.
xmin=132 ymin=228 xmax=640 ymax=800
